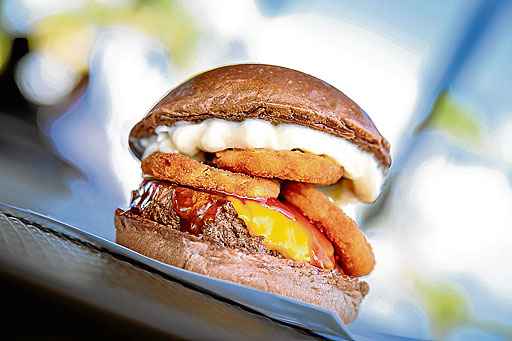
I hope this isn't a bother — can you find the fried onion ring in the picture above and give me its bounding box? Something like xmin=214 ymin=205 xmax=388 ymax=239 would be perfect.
xmin=213 ymin=149 xmax=343 ymax=185
xmin=282 ymin=182 xmax=375 ymax=276
xmin=142 ymin=152 xmax=280 ymax=199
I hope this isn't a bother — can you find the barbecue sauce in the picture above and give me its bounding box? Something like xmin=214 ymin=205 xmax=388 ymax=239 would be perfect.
xmin=129 ymin=180 xmax=160 ymax=213
xmin=171 ymin=187 xmax=227 ymax=235
xmin=131 ymin=181 xmax=336 ymax=270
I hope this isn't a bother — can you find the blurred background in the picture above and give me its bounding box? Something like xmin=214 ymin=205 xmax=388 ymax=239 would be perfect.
xmin=0 ymin=0 xmax=511 ymax=340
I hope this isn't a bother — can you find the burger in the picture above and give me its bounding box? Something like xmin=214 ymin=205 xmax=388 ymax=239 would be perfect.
xmin=115 ymin=64 xmax=391 ymax=324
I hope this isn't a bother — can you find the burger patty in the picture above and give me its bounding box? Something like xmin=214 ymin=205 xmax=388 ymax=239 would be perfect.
xmin=128 ymin=180 xmax=278 ymax=256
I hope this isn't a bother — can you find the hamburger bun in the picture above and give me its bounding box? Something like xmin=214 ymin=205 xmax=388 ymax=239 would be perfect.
xmin=129 ymin=64 xmax=390 ymax=168
xmin=115 ymin=208 xmax=369 ymax=324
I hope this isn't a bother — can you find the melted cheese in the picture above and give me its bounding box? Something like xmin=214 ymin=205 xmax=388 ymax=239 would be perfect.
xmin=228 ymin=197 xmax=335 ymax=269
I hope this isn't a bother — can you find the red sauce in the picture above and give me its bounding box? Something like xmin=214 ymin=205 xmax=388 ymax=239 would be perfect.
xmin=128 ymin=180 xmax=159 ymax=214
xmin=130 ymin=181 xmax=336 ymax=270
xmin=171 ymin=187 xmax=227 ymax=235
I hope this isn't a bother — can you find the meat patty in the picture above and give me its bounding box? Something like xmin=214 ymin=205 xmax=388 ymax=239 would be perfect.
xmin=128 ymin=180 xmax=277 ymax=256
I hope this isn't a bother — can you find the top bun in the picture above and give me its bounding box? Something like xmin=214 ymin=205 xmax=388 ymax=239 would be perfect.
xmin=130 ymin=64 xmax=391 ymax=168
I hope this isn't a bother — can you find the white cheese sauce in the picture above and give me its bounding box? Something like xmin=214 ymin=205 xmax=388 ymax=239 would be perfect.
xmin=139 ymin=118 xmax=385 ymax=203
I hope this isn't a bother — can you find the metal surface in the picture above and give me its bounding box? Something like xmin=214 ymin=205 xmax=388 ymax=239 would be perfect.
xmin=0 ymin=199 xmax=360 ymax=340
xmin=0 ymin=205 xmax=319 ymax=341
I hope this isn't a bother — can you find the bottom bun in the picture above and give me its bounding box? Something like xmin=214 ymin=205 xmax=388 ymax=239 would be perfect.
xmin=115 ymin=209 xmax=369 ymax=324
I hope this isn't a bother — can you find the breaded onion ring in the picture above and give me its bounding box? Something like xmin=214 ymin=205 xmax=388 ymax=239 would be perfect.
xmin=282 ymin=183 xmax=375 ymax=276
xmin=142 ymin=152 xmax=280 ymax=199
xmin=213 ymin=149 xmax=343 ymax=185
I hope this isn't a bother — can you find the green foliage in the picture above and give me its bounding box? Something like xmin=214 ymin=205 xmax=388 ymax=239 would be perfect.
xmin=29 ymin=0 xmax=197 ymax=69
xmin=414 ymin=278 xmax=470 ymax=337
xmin=0 ymin=29 xmax=11 ymax=72
xmin=425 ymin=92 xmax=481 ymax=145
xmin=414 ymin=277 xmax=512 ymax=339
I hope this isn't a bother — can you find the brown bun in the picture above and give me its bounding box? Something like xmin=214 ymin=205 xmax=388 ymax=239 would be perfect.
xmin=129 ymin=64 xmax=390 ymax=168
xmin=115 ymin=209 xmax=369 ymax=324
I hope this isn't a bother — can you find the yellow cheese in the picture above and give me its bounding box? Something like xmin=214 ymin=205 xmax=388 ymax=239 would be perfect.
xmin=228 ymin=197 xmax=312 ymax=262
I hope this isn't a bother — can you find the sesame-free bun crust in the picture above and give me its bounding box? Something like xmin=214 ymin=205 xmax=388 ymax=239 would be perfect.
xmin=115 ymin=209 xmax=369 ymax=324
xmin=129 ymin=64 xmax=391 ymax=168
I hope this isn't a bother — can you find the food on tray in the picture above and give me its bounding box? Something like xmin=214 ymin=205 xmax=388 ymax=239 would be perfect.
xmin=115 ymin=64 xmax=391 ymax=323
